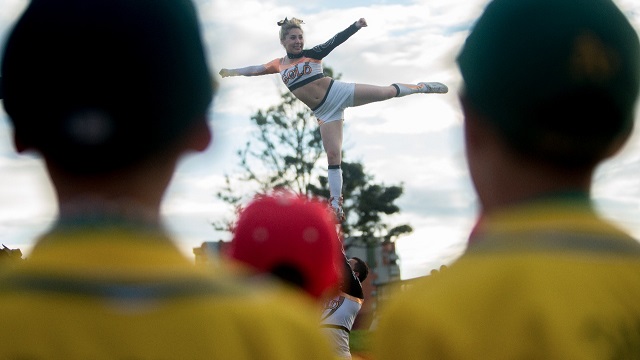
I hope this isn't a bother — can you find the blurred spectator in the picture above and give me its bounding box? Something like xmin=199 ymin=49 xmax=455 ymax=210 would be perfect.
xmin=228 ymin=191 xmax=372 ymax=358
xmin=0 ymin=0 xmax=335 ymax=358
xmin=374 ymin=0 xmax=640 ymax=358
xmin=228 ymin=191 xmax=344 ymax=301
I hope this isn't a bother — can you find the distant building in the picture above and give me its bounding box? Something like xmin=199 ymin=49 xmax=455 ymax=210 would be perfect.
xmin=193 ymin=240 xmax=230 ymax=267
xmin=1 ymin=245 xmax=23 ymax=262
xmin=342 ymin=236 xmax=400 ymax=330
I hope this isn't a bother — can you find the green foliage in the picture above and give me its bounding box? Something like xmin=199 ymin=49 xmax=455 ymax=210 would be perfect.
xmin=349 ymin=329 xmax=372 ymax=358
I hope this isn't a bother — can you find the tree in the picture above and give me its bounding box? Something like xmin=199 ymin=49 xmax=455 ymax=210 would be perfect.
xmin=214 ymin=67 xmax=412 ymax=246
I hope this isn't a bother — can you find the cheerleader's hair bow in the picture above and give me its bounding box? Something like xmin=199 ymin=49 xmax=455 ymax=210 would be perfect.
xmin=277 ymin=17 xmax=304 ymax=26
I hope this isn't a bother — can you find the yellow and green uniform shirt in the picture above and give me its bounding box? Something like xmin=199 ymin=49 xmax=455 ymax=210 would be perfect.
xmin=0 ymin=225 xmax=334 ymax=359
xmin=373 ymin=197 xmax=640 ymax=360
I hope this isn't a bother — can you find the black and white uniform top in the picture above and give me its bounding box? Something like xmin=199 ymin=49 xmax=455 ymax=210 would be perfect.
xmin=263 ymin=23 xmax=360 ymax=91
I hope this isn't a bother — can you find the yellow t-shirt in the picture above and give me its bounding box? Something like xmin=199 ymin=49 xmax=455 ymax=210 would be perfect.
xmin=0 ymin=226 xmax=334 ymax=359
xmin=373 ymin=200 xmax=640 ymax=360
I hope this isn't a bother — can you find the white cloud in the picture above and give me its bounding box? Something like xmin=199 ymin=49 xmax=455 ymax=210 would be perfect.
xmin=0 ymin=149 xmax=56 ymax=254
xmin=0 ymin=0 xmax=27 ymax=27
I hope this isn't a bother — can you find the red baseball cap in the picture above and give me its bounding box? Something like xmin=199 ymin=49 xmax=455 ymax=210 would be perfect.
xmin=229 ymin=193 xmax=342 ymax=299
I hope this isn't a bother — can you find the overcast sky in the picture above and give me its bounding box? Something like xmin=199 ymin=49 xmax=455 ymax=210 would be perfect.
xmin=1 ymin=0 xmax=640 ymax=279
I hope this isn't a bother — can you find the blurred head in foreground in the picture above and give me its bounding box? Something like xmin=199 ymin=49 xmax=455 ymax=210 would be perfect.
xmin=372 ymin=2 xmax=640 ymax=359
xmin=229 ymin=192 xmax=343 ymax=300
xmin=2 ymin=0 xmax=214 ymax=176
xmin=457 ymin=0 xmax=639 ymax=212
xmin=0 ymin=1 xmax=338 ymax=359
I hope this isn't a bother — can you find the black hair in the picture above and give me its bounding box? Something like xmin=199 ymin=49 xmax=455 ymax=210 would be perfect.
xmin=351 ymin=257 xmax=369 ymax=283
xmin=270 ymin=263 xmax=307 ymax=290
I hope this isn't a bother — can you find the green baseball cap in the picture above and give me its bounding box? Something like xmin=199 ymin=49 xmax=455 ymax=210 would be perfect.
xmin=458 ymin=0 xmax=640 ymax=166
xmin=2 ymin=0 xmax=214 ymax=174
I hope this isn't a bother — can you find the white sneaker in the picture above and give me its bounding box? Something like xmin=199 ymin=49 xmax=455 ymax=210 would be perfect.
xmin=418 ymin=82 xmax=448 ymax=94
xmin=329 ymin=196 xmax=345 ymax=223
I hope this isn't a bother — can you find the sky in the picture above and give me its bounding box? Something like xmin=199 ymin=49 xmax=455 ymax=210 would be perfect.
xmin=1 ymin=0 xmax=640 ymax=279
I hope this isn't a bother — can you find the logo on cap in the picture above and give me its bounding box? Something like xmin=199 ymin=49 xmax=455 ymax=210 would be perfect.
xmin=570 ymin=31 xmax=620 ymax=83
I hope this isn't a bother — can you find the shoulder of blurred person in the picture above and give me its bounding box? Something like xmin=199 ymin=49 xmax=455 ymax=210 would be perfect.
xmin=0 ymin=226 xmax=335 ymax=359
xmin=373 ymin=210 xmax=640 ymax=359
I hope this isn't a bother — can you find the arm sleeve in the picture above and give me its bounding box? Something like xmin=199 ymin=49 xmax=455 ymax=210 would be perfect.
xmin=262 ymin=59 xmax=281 ymax=74
xmin=231 ymin=59 xmax=280 ymax=76
xmin=306 ymin=22 xmax=360 ymax=60
xmin=340 ymin=255 xmax=364 ymax=299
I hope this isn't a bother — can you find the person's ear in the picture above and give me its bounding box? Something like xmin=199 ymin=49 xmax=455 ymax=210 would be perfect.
xmin=460 ymin=95 xmax=483 ymax=151
xmin=602 ymin=129 xmax=632 ymax=160
xmin=185 ymin=118 xmax=212 ymax=152
xmin=12 ymin=130 xmax=32 ymax=153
